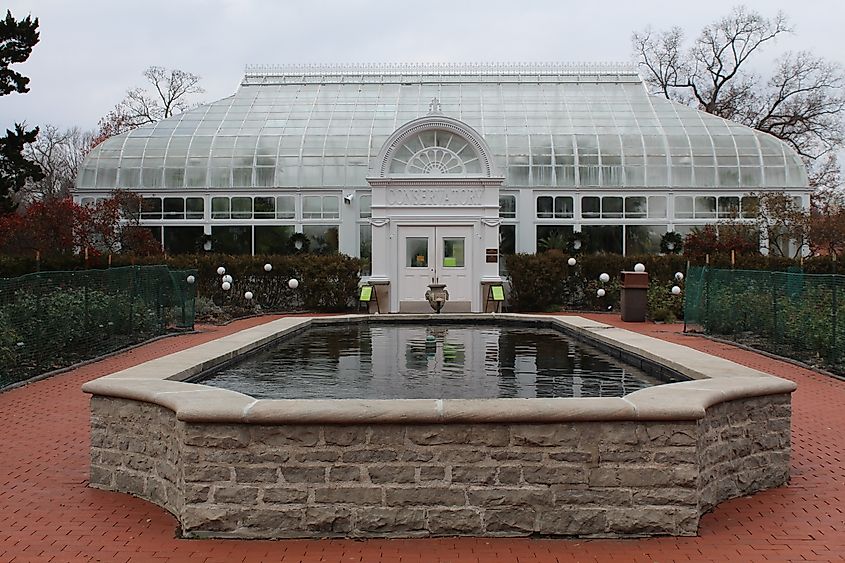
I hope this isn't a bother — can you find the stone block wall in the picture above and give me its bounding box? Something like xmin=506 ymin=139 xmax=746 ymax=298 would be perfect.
xmin=90 ymin=398 xmax=182 ymax=516
xmin=88 ymin=393 xmax=792 ymax=538
xmin=697 ymin=394 xmax=792 ymax=512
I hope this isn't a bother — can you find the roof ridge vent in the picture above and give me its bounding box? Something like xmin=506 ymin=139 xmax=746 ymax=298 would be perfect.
xmin=243 ymin=61 xmax=639 ymax=79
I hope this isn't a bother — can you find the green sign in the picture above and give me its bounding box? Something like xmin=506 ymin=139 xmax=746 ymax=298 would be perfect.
xmin=491 ymin=286 xmax=505 ymax=301
xmin=360 ymin=285 xmax=373 ymax=301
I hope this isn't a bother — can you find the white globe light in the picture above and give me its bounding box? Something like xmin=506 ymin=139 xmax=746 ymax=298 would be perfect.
xmin=264 ymin=263 xmax=273 ymax=272
xmin=599 ymin=273 xmax=610 ymax=283
xmin=671 ymin=285 xmax=682 ymax=295
xmin=288 ymin=278 xmax=299 ymax=289
xmin=221 ymin=281 xmax=231 ymax=291
xmin=634 ymin=263 xmax=646 ymax=273
xmin=216 ymin=266 xmax=226 ymax=276
xmin=222 ymin=274 xmax=233 ymax=283
xmin=186 ymin=275 xmax=195 ymax=284
xmin=567 ymin=257 xmax=577 ymax=266
xmin=244 ymin=291 xmax=254 ymax=300
xmin=675 ymin=272 xmax=684 ymax=281
xmin=597 ymin=288 xmax=606 ymax=298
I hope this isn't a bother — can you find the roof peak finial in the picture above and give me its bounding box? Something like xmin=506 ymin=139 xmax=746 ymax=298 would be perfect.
xmin=428 ymin=97 xmax=442 ymax=115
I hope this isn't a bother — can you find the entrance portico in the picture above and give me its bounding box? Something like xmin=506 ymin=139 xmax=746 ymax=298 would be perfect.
xmin=367 ymin=108 xmax=504 ymax=313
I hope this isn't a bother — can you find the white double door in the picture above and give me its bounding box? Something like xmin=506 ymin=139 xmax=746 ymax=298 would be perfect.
xmin=398 ymin=225 xmax=473 ymax=312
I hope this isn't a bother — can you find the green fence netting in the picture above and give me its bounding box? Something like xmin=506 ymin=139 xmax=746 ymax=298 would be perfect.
xmin=0 ymin=265 xmax=196 ymax=388
xmin=685 ymin=266 xmax=845 ymax=371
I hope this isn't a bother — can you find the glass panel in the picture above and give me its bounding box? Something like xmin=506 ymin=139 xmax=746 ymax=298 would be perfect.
xmin=442 ymin=238 xmax=465 ymax=268
xmin=554 ymin=196 xmax=573 ymax=218
xmin=185 ymin=167 xmax=207 ymax=187
xmin=675 ymin=196 xmax=693 ymax=219
xmin=625 ymin=225 xmax=665 ymax=255
xmin=303 ymin=225 xmax=339 ymax=254
xmin=140 ymin=197 xmax=162 ymax=220
xmin=141 ymin=168 xmax=161 ymax=188
xmin=624 ymin=196 xmax=647 ymax=218
xmin=231 ymin=196 xmax=252 ymax=219
xmin=498 ymin=224 xmax=516 ymax=275
xmin=186 ymin=197 xmax=204 ymax=219
xmin=142 ymin=226 xmax=162 ymax=248
xmin=303 ymin=195 xmax=321 ymax=219
xmin=499 ymin=195 xmax=516 ymax=218
xmin=602 ymin=196 xmax=623 ymax=218
xmin=648 ymin=196 xmax=667 ymax=218
xmin=255 ymin=225 xmax=294 ymax=255
xmin=211 ymin=197 xmax=230 ymax=219
xmin=276 ymin=195 xmax=295 ymax=219
xmin=212 ymin=226 xmax=252 ymax=254
xmin=536 ymin=196 xmax=553 ymax=218
xmin=322 ymin=196 xmax=339 ymax=219
xmin=582 ymin=196 xmax=600 ymax=218
xmin=406 ymin=237 xmax=429 ymax=267
xmin=164 ymin=168 xmax=184 ymax=188
xmin=254 ymin=196 xmax=275 ymax=219
xmin=359 ymin=194 xmax=372 ymax=218
xmin=718 ymin=196 xmax=740 ymax=218
xmin=163 ymin=226 xmax=204 ymax=254
xmin=741 ymin=196 xmax=759 ymax=219
xmin=255 ymin=167 xmax=275 ymax=187
xmin=163 ymin=197 xmax=185 ymax=220
xmin=583 ymin=225 xmax=623 ymax=254
xmin=536 ymin=225 xmax=574 ymax=252
xmin=359 ymin=224 xmax=372 ymax=276
xmin=694 ymin=196 xmax=717 ymax=218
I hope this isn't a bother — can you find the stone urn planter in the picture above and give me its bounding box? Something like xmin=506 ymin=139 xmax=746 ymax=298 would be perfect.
xmin=425 ymin=283 xmax=449 ymax=313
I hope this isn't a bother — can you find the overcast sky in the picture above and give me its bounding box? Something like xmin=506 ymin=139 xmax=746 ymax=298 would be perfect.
xmin=2 ymin=0 xmax=844 ymax=131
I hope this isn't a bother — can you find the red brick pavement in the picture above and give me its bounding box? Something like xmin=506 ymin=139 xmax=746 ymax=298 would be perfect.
xmin=1 ymin=313 xmax=844 ymax=562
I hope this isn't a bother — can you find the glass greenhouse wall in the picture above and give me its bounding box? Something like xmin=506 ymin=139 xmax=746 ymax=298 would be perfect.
xmin=75 ymin=62 xmax=810 ymax=258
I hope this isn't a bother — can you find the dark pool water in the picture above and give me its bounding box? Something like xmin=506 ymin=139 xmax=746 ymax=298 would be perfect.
xmin=198 ymin=323 xmax=671 ymax=400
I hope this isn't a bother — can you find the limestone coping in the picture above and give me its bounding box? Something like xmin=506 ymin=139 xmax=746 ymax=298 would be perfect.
xmin=82 ymin=314 xmax=797 ymax=424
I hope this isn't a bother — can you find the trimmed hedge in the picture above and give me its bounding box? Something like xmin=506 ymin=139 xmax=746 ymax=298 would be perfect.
xmin=146 ymin=254 xmax=363 ymax=313
xmin=1 ymin=253 xmax=364 ymax=314
xmin=503 ymin=251 xmax=821 ymax=315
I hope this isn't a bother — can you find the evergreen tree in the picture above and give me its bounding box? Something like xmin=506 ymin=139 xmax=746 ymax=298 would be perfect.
xmin=0 ymin=10 xmax=43 ymax=214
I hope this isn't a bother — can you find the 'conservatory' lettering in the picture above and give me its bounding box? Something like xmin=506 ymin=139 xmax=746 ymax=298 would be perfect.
xmin=386 ymin=188 xmax=483 ymax=206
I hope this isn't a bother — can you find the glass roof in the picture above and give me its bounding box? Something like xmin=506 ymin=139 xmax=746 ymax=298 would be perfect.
xmin=78 ymin=63 xmax=808 ymax=191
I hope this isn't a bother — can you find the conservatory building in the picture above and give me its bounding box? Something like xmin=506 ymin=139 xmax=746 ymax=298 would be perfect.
xmin=75 ymin=62 xmax=810 ymax=313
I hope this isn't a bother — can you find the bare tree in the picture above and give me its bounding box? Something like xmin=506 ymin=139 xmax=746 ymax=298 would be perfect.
xmin=93 ymin=66 xmax=204 ymax=146
xmin=633 ymin=6 xmax=845 ymax=189
xmin=22 ymin=125 xmax=94 ymax=202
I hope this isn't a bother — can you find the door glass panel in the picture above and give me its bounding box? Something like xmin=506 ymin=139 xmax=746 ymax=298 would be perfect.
xmin=442 ymin=238 xmax=465 ymax=268
xmin=406 ymin=237 xmax=428 ymax=267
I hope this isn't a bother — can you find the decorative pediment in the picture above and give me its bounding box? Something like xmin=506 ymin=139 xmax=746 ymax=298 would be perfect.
xmin=370 ymin=114 xmax=499 ymax=179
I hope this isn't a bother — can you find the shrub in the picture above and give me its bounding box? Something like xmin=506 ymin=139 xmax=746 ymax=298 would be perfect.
xmin=130 ymin=253 xmax=364 ymax=313
xmin=0 ymin=285 xmax=161 ymax=383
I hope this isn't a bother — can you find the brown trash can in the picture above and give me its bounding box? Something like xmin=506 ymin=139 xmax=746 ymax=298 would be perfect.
xmin=620 ymin=271 xmax=649 ymax=322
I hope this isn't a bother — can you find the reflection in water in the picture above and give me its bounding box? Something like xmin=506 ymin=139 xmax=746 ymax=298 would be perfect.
xmin=200 ymin=324 xmax=673 ymax=400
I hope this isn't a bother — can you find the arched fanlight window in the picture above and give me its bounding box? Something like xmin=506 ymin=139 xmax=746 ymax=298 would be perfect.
xmin=388 ymin=130 xmax=482 ymax=175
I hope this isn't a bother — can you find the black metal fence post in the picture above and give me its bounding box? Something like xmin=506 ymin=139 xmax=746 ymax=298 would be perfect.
xmin=833 ymin=278 xmax=838 ymax=363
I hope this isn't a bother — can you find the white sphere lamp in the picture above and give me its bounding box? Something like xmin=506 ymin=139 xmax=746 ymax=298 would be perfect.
xmin=216 ymin=266 xmax=226 ymax=276
xmin=567 ymin=257 xmax=576 ymax=266
xmin=675 ymin=272 xmax=684 ymax=281
xmin=599 ymin=273 xmax=610 ymax=283
xmin=244 ymin=291 xmax=254 ymax=300
xmin=186 ymin=275 xmax=195 ymax=284
xmin=634 ymin=263 xmax=646 ymax=272
xmin=264 ymin=263 xmax=273 ymax=272
xmin=597 ymin=288 xmax=606 ymax=298
xmin=288 ymin=278 xmax=299 ymax=289
xmin=222 ymin=274 xmax=233 ymax=283
xmin=671 ymin=285 xmax=682 ymax=295
xmin=221 ymin=281 xmax=231 ymax=291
